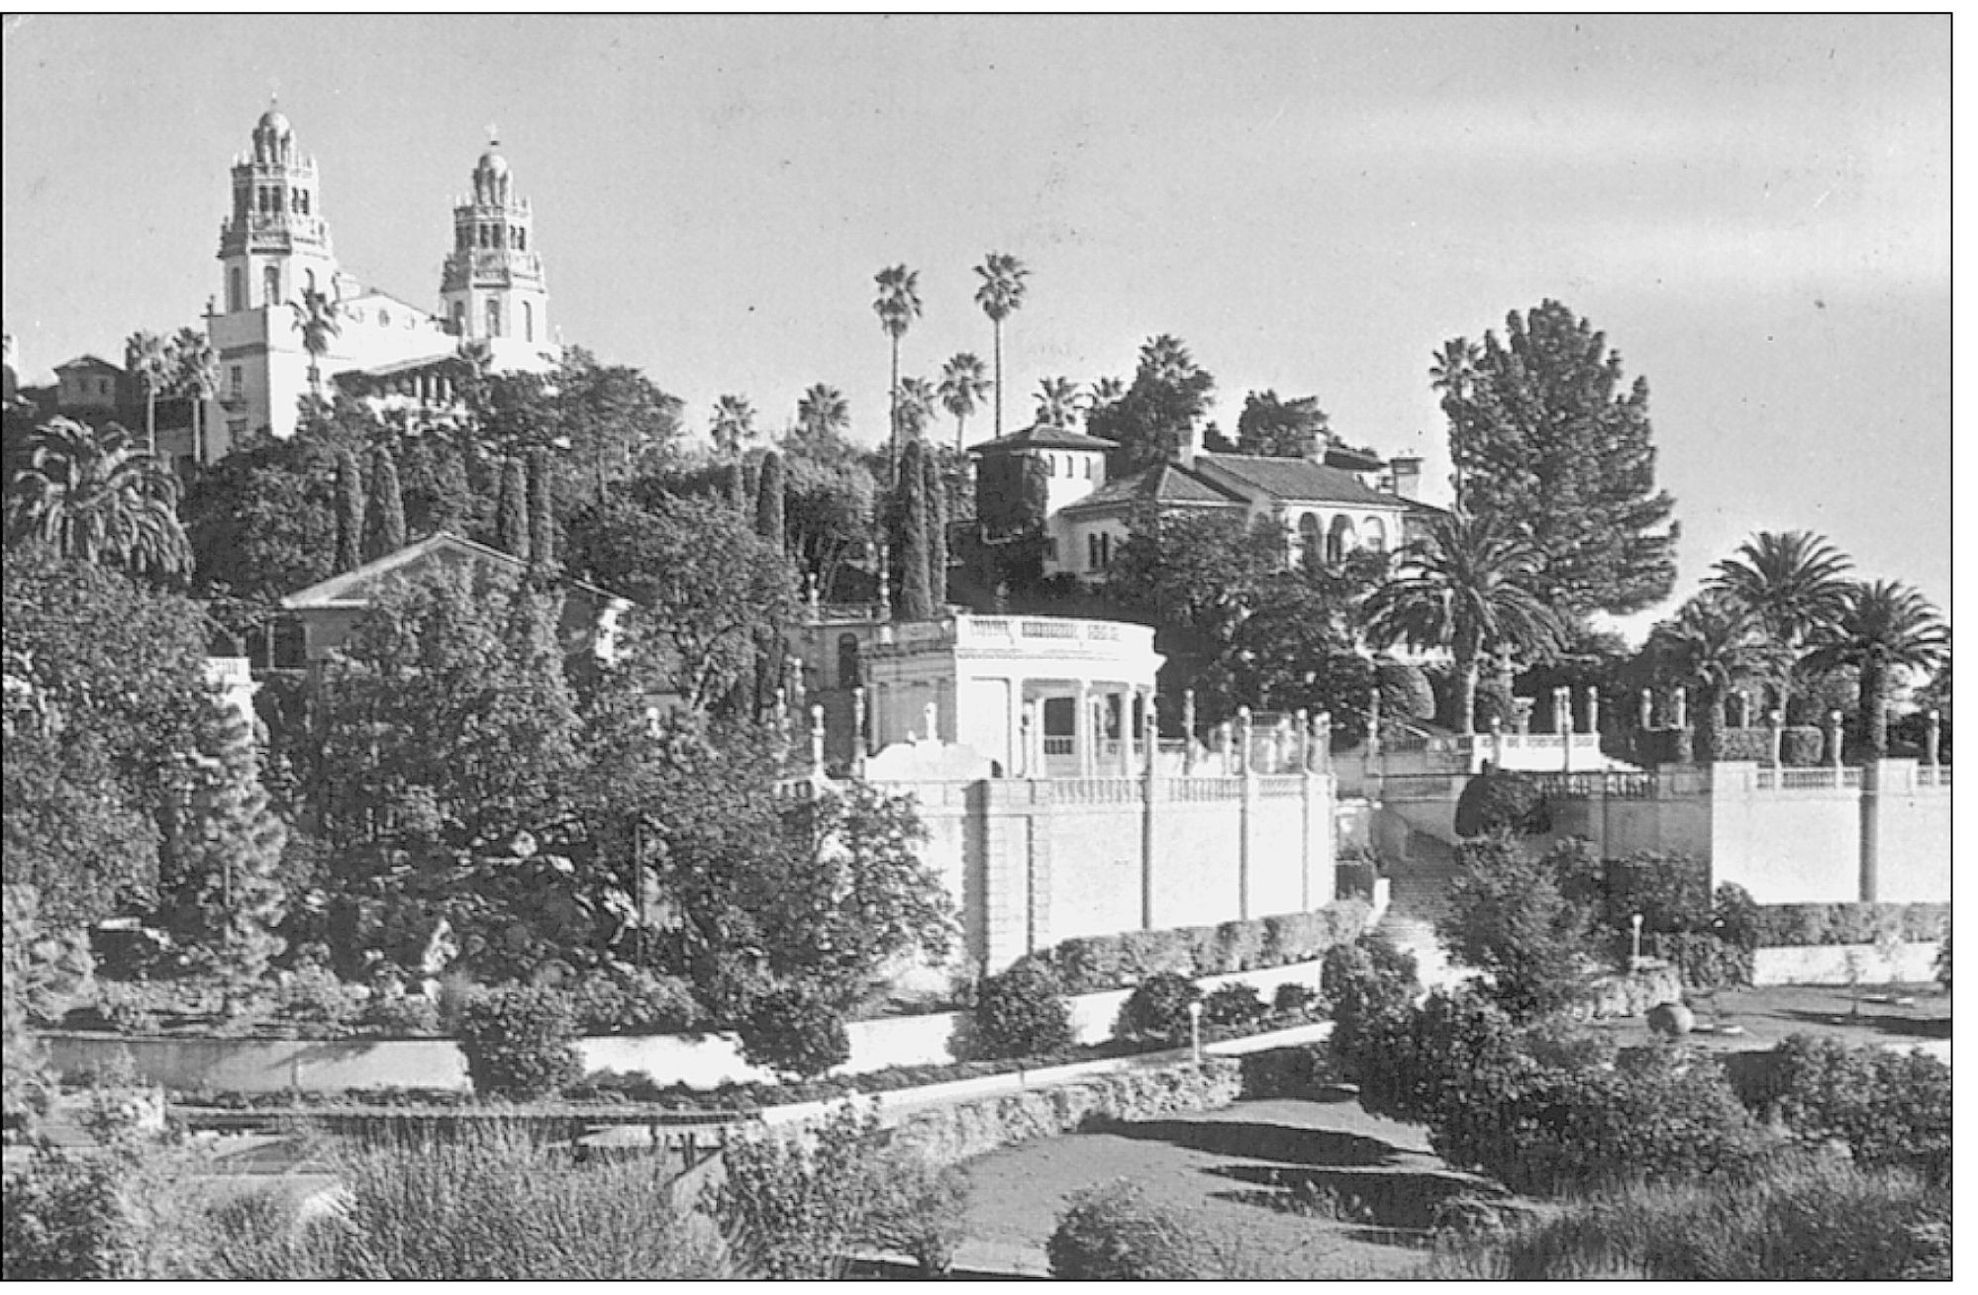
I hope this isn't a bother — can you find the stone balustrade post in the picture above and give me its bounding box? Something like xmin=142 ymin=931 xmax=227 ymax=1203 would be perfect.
xmin=1768 ymin=709 xmax=1784 ymax=768
xmin=1236 ymin=706 xmax=1254 ymax=778
xmin=1672 ymin=686 xmax=1688 ymax=732
xmin=1731 ymin=688 xmax=1748 ymax=730
xmin=1295 ymin=708 xmax=1311 ymax=773
xmin=1366 ymin=688 xmax=1382 ymax=759
xmin=852 ymin=686 xmax=868 ymax=769
xmin=1585 ymin=686 xmax=1600 ymax=743
xmin=1638 ymin=688 xmax=1653 ymax=732
xmin=1314 ymin=711 xmax=1332 ymax=772
xmin=1182 ymin=689 xmax=1198 ymax=775
xmin=924 ymin=700 xmax=939 ymax=745
xmin=1216 ymin=720 xmax=1233 ymax=776
xmin=1828 ymin=709 xmax=1845 ymax=769
xmin=1491 ymin=715 xmax=1505 ymax=767
xmin=808 ymin=704 xmax=826 ymax=778
xmin=1557 ymin=686 xmax=1574 ymax=772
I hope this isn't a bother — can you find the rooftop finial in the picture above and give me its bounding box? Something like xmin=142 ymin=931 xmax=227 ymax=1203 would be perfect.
xmin=486 ymin=121 xmax=500 ymax=148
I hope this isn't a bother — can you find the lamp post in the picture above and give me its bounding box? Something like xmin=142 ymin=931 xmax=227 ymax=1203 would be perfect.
xmin=1187 ymin=999 xmax=1203 ymax=1065
xmin=1631 ymin=913 xmax=1645 ymax=965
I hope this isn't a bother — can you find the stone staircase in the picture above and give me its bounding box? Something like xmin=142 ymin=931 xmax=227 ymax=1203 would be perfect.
xmin=1373 ymin=827 xmax=1465 ymax=991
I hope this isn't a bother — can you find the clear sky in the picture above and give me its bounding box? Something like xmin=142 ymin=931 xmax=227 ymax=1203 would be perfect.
xmin=2 ymin=14 xmax=1950 ymax=632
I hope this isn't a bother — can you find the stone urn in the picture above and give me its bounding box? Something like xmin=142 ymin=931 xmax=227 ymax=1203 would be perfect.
xmin=1646 ymin=1000 xmax=1695 ymax=1037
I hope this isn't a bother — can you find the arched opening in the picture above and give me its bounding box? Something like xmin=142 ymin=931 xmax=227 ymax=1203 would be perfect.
xmin=451 ymin=301 xmax=467 ymax=335
xmin=522 ymin=301 xmax=534 ymax=343
xmin=1298 ymin=512 xmax=1322 ymax=566
xmin=227 ymin=267 xmax=245 ymax=313
xmin=837 ymin=634 xmax=861 ymax=690
xmin=1326 ymin=514 xmax=1356 ymax=565
xmin=486 ymin=299 xmax=502 ymax=338
xmin=1362 ymin=516 xmax=1388 ymax=554
xmin=263 ymin=265 xmax=281 ymax=307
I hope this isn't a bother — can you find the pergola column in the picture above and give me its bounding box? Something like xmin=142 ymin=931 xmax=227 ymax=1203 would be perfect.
xmin=1075 ymin=680 xmax=1092 ymax=775
xmin=1118 ymin=689 xmax=1136 ymax=776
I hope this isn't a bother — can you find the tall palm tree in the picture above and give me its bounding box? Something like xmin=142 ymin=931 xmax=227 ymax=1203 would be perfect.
xmin=3 ymin=417 xmax=191 ymax=577
xmin=1034 ymin=376 xmax=1080 ymax=428
xmin=1644 ymin=592 xmax=1765 ymax=760
xmin=1082 ymin=376 xmax=1126 ymax=429
xmin=795 ymin=383 xmax=850 ymax=444
xmin=973 ymin=251 xmax=1028 ymax=439
xmin=896 ymin=377 xmax=938 ymax=443
xmin=1802 ymin=581 xmax=1950 ymax=758
xmin=1362 ymin=512 xmax=1568 ymax=735
xmin=937 ymin=352 xmax=991 ymax=452
xmin=710 ymin=394 xmax=756 ymax=458
xmin=1707 ymin=530 xmax=1853 ymax=719
xmin=873 ymin=264 xmax=923 ymax=474
xmin=171 ymin=326 xmax=219 ymax=464
xmin=1429 ymin=337 xmax=1477 ymax=509
xmin=124 ymin=330 xmax=172 ymax=456
xmin=289 ymin=289 xmax=341 ymax=403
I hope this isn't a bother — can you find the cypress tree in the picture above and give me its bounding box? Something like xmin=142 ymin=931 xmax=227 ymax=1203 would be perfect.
xmin=755 ymin=449 xmax=787 ymax=551
xmin=334 ymin=446 xmax=365 ymax=572
xmin=922 ymin=449 xmax=948 ymax=608
xmin=897 ymin=439 xmax=934 ymax=620
xmin=742 ymin=456 xmax=762 ymax=518
xmin=724 ymin=460 xmax=746 ymax=512
xmin=432 ymin=442 xmax=473 ymax=536
xmin=495 ymin=457 xmax=530 ymax=562
xmin=526 ymin=447 xmax=555 ymax=572
xmin=365 ymin=444 xmax=407 ymax=559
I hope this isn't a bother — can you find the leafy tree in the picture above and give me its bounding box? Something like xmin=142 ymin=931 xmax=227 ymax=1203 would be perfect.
xmin=183 ymin=432 xmax=336 ymax=657
xmin=709 ymin=394 xmax=756 ymax=459
xmin=1235 ymin=389 xmax=1329 ymax=457
xmin=155 ymin=699 xmax=288 ymax=996
xmin=974 ymin=250 xmax=1029 ymax=438
xmin=363 ymin=444 xmax=407 ymax=560
xmin=1707 ymin=530 xmax=1853 ymax=718
xmin=396 ymin=435 xmax=477 ymax=540
xmin=4 ymin=418 xmax=192 ymax=579
xmin=1643 ymin=592 xmax=1765 ymax=759
xmin=494 ymin=456 xmax=529 ymax=560
xmin=1033 ymin=376 xmax=1079 ymax=428
xmin=2 ymin=550 xmax=212 ymax=924
xmin=921 ymin=447 xmax=948 ymax=608
xmin=894 ymin=439 xmax=934 ymax=620
xmin=754 ymin=448 xmax=787 ymax=552
xmin=1803 ymin=581 xmax=1950 ymax=758
xmin=937 ymin=352 xmax=991 ymax=452
xmin=1437 ymin=835 xmax=1596 ymax=1021
xmin=1086 ymin=335 xmax=1216 ymax=471
xmin=1437 ymin=300 xmax=1679 ymax=615
xmin=565 ymin=492 xmax=797 ymax=711
xmin=873 ymin=264 xmax=924 ymax=470
xmin=780 ymin=450 xmax=877 ymax=602
xmin=971 ymin=961 xmax=1074 ymax=1059
xmin=332 ymin=445 xmax=364 ymax=572
xmin=463 ymin=348 xmax=685 ymax=507
xmin=1362 ymin=511 xmax=1568 ymax=734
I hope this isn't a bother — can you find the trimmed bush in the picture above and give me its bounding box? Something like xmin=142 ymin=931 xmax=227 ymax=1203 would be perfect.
xmin=1272 ymin=981 xmax=1320 ymax=1016
xmin=566 ymin=968 xmax=702 ymax=1035
xmin=1453 ymin=768 xmax=1550 ymax=836
xmin=1048 ymin=1180 xmax=1243 ymax=1280
xmin=1750 ymin=902 xmax=1949 ymax=948
xmin=1200 ymin=981 xmax=1267 ymax=1028
xmin=1238 ymin=1043 xmax=1336 ymax=1100
xmin=1114 ymin=972 xmax=1201 ymax=1045
xmin=457 ymin=987 xmax=584 ymax=1100
xmin=970 ymin=961 xmax=1074 ymax=1061
xmin=1635 ymin=727 xmax=1693 ymax=766
xmin=1023 ymin=900 xmax=1371 ymax=996
xmin=736 ymin=984 xmax=850 ymax=1080
xmin=1716 ymin=726 xmax=1772 ymax=762
xmin=1656 ymin=932 xmax=1752 ymax=991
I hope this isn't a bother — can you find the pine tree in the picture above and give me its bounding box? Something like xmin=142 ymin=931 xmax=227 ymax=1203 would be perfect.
xmin=365 ymin=444 xmax=407 ymax=560
xmin=334 ymin=446 xmax=365 ymax=573
xmin=157 ymin=700 xmax=289 ymax=1001
xmin=755 ymin=449 xmax=787 ymax=551
xmin=495 ymin=457 xmax=530 ymax=561
xmin=526 ymin=448 xmax=555 ymax=572
xmin=897 ymin=439 xmax=934 ymax=620
xmin=922 ymin=449 xmax=948 ymax=608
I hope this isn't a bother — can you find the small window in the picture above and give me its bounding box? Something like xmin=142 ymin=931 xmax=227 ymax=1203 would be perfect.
xmin=229 ymin=365 xmax=243 ymax=397
xmin=1087 ymin=533 xmax=1100 ymax=569
xmin=516 ymin=227 xmax=527 ymax=251
xmin=227 ymin=267 xmax=245 ymax=312
xmin=1084 ymin=457 xmax=1094 ymax=479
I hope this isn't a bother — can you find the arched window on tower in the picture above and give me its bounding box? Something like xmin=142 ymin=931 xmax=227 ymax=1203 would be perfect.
xmin=837 ymin=634 xmax=862 ymax=689
xmin=486 ymin=299 xmax=502 ymax=339
xmin=523 ymin=301 xmax=534 ymax=343
xmin=516 ymin=227 xmax=527 ymax=251
xmin=227 ymin=268 xmax=245 ymax=313
xmin=263 ymin=265 xmax=281 ymax=308
xmin=299 ymin=190 xmax=310 ymax=216
xmin=451 ymin=301 xmax=466 ymax=336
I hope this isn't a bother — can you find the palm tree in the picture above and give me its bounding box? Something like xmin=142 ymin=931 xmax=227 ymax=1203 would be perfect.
xmin=1707 ymin=530 xmax=1853 ymax=719
xmin=289 ymin=289 xmax=341 ymax=403
xmin=896 ymin=377 xmax=938 ymax=443
xmin=937 ymin=353 xmax=991 ymax=452
xmin=1802 ymin=581 xmax=1950 ymax=758
xmin=795 ymin=383 xmax=850 ymax=444
xmin=1429 ymin=337 xmax=1477 ymax=508
xmin=1082 ymin=376 xmax=1126 ymax=428
xmin=171 ymin=327 xmax=219 ymax=464
xmin=973 ymin=252 xmax=1028 ymax=439
xmin=873 ymin=264 xmax=923 ymax=473
xmin=124 ymin=330 xmax=172 ymax=456
xmin=3 ymin=417 xmax=191 ymax=577
xmin=1034 ymin=377 xmax=1080 ymax=428
xmin=710 ymin=394 xmax=756 ymax=458
xmin=1362 ymin=512 xmax=1568 ymax=735
xmin=1644 ymin=592 xmax=1765 ymax=760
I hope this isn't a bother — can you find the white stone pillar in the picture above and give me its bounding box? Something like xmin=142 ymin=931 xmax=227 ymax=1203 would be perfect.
xmin=1314 ymin=711 xmax=1332 ymax=771
xmin=1140 ymin=688 xmax=1157 ymax=774
xmin=1366 ymin=688 xmax=1382 ymax=759
xmin=924 ymin=699 xmax=939 ymax=746
xmin=1237 ymin=706 xmax=1254 ymax=778
xmin=1585 ymin=686 xmax=1600 ymax=744
xmin=1020 ymin=700 xmax=1038 ymax=777
xmin=1828 ymin=709 xmax=1845 ymax=769
xmin=808 ymin=704 xmax=826 ymax=778
xmin=1216 ymin=721 xmax=1233 ymax=776
xmin=1672 ymin=687 xmax=1688 ymax=732
xmin=1182 ymin=689 xmax=1198 ymax=775
xmin=1768 ymin=709 xmax=1784 ymax=768
xmin=1491 ymin=715 xmax=1505 ymax=767
xmin=1118 ymin=691 xmax=1135 ymax=776
xmin=852 ymin=686 xmax=868 ymax=765
xmin=1927 ymin=709 xmax=1942 ymax=767
xmin=1295 ymin=708 xmax=1311 ymax=773
xmin=1558 ymin=686 xmax=1574 ymax=772
xmin=1638 ymin=688 xmax=1653 ymax=732
xmin=1075 ymin=681 xmax=1092 ymax=775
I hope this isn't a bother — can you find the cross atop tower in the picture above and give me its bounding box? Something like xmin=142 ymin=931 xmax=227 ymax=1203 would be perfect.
xmin=486 ymin=122 xmax=500 ymax=148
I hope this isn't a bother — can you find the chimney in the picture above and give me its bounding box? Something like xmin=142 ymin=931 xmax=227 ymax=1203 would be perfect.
xmin=1176 ymin=422 xmax=1198 ymax=471
xmin=1388 ymin=455 xmax=1422 ymax=501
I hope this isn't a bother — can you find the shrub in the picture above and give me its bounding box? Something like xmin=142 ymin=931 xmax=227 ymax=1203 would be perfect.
xmin=1749 ymin=902 xmax=1947 ymax=948
xmin=1599 ymin=852 xmax=1713 ymax=937
xmin=1238 ymin=1043 xmax=1335 ymax=1100
xmin=1024 ymin=901 xmax=1371 ymax=995
xmin=712 ymin=1103 xmax=881 ymax=1280
xmin=970 ymin=962 xmax=1073 ymax=1060
xmin=1272 ymin=981 xmax=1320 ymax=1016
xmin=736 ymin=983 xmax=850 ymax=1080
xmin=456 ymin=987 xmax=584 ymax=1100
xmin=1 ymin=1150 xmax=128 ymax=1278
xmin=359 ymin=994 xmax=441 ymax=1037
xmin=1934 ymin=932 xmax=1950 ymax=989
xmin=1200 ymin=981 xmax=1267 ymax=1028
xmin=857 ymin=1147 xmax=970 ymax=1278
xmin=1780 ymin=726 xmax=1824 ymax=765
xmin=272 ymin=966 xmax=366 ymax=1037
xmin=1323 ymin=934 xmax=1422 ymax=1106
xmin=1453 ymin=768 xmax=1549 ymax=837
xmin=566 ymin=968 xmax=702 ymax=1035
xmin=1047 ymin=1180 xmax=1266 ymax=1279
xmin=1335 ymin=856 xmax=1378 ymax=902
xmin=1716 ymin=726 xmax=1772 ymax=762
xmin=1657 ymin=932 xmax=1751 ymax=990
xmin=1635 ymin=727 xmax=1692 ymax=766
xmin=1762 ymin=1035 xmax=1950 ymax=1183
xmin=1114 ymin=972 xmax=1200 ymax=1045
xmin=1437 ymin=835 xmax=1596 ymax=1021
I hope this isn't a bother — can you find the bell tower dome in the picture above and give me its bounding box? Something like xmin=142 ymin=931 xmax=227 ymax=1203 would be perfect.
xmin=440 ymin=131 xmax=550 ymax=368
xmin=216 ymin=100 xmax=339 ymax=316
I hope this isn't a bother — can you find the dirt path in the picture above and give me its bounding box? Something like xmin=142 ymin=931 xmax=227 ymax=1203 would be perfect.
xmin=952 ymin=1092 xmax=1493 ymax=1278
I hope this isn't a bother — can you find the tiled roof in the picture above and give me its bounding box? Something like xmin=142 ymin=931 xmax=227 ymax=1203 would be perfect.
xmin=967 ymin=423 xmax=1115 ymax=455
xmin=283 ymin=532 xmax=623 ymax=609
xmin=1058 ymin=461 xmax=1247 ymax=515
xmin=1194 ymin=453 xmax=1402 ymax=507
xmin=55 ymin=354 xmax=123 ymax=375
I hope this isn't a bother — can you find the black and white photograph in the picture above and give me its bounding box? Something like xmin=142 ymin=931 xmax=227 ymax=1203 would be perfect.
xmin=0 ymin=12 xmax=1951 ymax=1280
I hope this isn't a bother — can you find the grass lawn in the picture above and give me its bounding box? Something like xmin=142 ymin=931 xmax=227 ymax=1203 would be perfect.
xmin=1598 ymin=981 xmax=1949 ymax=1055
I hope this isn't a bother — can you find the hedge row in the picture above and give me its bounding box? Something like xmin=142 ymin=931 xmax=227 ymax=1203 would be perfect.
xmin=1235 ymin=1043 xmax=1337 ymax=1101
xmin=889 ymin=1056 xmax=1241 ymax=1167
xmin=1020 ymin=901 xmax=1372 ymax=996
xmin=1753 ymin=903 xmax=1950 ymax=948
